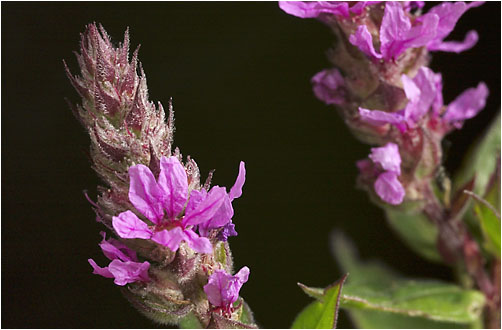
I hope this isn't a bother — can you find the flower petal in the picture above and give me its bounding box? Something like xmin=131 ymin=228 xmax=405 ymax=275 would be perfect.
xmin=380 ymin=2 xmax=438 ymax=60
xmin=107 ymin=259 xmax=150 ymax=286
xmin=151 ymin=227 xmax=187 ymax=252
xmin=311 ymin=69 xmax=347 ymax=105
xmin=403 ymin=67 xmax=439 ymax=123
xmin=217 ymin=221 xmax=238 ymax=242
xmin=229 ymin=161 xmax=246 ymax=201
xmin=128 ymin=164 xmax=164 ymax=224
xmin=443 ymin=82 xmax=489 ymax=124
xmin=112 ymin=210 xmax=153 ymax=239
xmin=359 ymin=107 xmax=405 ymax=126
xmin=203 ymin=267 xmax=250 ymax=308
xmin=278 ymin=1 xmax=349 ymax=19
xmin=198 ymin=195 xmax=234 ymax=237
xmin=88 ymin=258 xmax=114 ymax=278
xmin=428 ymin=30 xmax=478 ymax=53
xmin=184 ymin=229 xmax=213 ymax=254
xmin=99 ymin=231 xmax=137 ymax=262
xmin=158 ymin=156 xmax=189 ymax=219
xmin=349 ymin=25 xmax=382 ymax=59
xmin=183 ymin=186 xmax=226 ymax=226
xmin=374 ymin=171 xmax=405 ymax=205
xmin=425 ymin=1 xmax=483 ymax=51
xmin=369 ymin=143 xmax=401 ymax=175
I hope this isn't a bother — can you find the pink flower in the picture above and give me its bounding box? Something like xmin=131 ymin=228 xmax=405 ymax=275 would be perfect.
xmin=112 ymin=156 xmax=246 ymax=254
xmin=349 ymin=2 xmax=483 ymax=60
xmin=311 ymin=69 xmax=347 ymax=105
xmin=359 ymin=67 xmax=488 ymax=131
xmin=359 ymin=143 xmax=405 ymax=205
xmin=203 ymin=267 xmax=250 ymax=312
xmin=88 ymin=232 xmax=150 ymax=286
xmin=278 ymin=1 xmax=380 ymax=19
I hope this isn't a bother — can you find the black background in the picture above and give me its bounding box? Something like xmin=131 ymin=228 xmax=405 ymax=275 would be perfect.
xmin=2 ymin=2 xmax=500 ymax=328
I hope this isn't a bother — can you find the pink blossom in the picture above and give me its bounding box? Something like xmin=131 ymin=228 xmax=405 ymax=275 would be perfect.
xmin=359 ymin=67 xmax=488 ymax=131
xmin=203 ymin=267 xmax=250 ymax=311
xmin=359 ymin=143 xmax=405 ymax=205
xmin=88 ymin=232 xmax=150 ymax=286
xmin=349 ymin=2 xmax=483 ymax=60
xmin=112 ymin=156 xmax=246 ymax=254
xmin=278 ymin=1 xmax=380 ymax=19
xmin=311 ymin=69 xmax=347 ymax=105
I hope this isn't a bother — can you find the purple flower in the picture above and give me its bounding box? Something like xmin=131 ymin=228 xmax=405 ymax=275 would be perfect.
xmin=443 ymin=82 xmax=489 ymax=128
xmin=203 ymin=267 xmax=250 ymax=311
xmin=112 ymin=156 xmax=246 ymax=254
xmin=88 ymin=232 xmax=150 ymax=286
xmin=278 ymin=1 xmax=380 ymax=19
xmin=350 ymin=2 xmax=438 ymax=60
xmin=360 ymin=143 xmax=405 ymax=205
xmin=359 ymin=67 xmax=441 ymax=131
xmin=311 ymin=69 xmax=346 ymax=105
xmin=421 ymin=1 xmax=484 ymax=53
xmin=349 ymin=2 xmax=482 ymax=60
xmin=359 ymin=66 xmax=488 ymax=131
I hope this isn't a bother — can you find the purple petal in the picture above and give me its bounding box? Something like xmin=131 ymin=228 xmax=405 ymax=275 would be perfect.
xmin=185 ymin=189 xmax=208 ymax=215
xmin=112 ymin=210 xmax=153 ymax=239
xmin=107 ymin=259 xmax=150 ymax=286
xmin=359 ymin=107 xmax=405 ymax=126
xmin=183 ymin=186 xmax=226 ymax=226
xmin=278 ymin=1 xmax=350 ymax=19
xmin=217 ymin=221 xmax=238 ymax=242
xmin=88 ymin=258 xmax=114 ymax=278
xmin=203 ymin=267 xmax=250 ymax=308
xmin=312 ymin=69 xmax=347 ymax=105
xmin=235 ymin=266 xmax=250 ymax=283
xmin=425 ymin=1 xmax=483 ymax=51
xmin=99 ymin=231 xmax=137 ymax=262
xmin=374 ymin=171 xmax=405 ymax=205
xmin=128 ymin=164 xmax=164 ymax=224
xmin=229 ymin=161 xmax=246 ymax=201
xmin=403 ymin=67 xmax=439 ymax=123
xmin=349 ymin=2 xmax=382 ymax=15
xmin=184 ymin=229 xmax=213 ymax=254
xmin=380 ymin=2 xmax=438 ymax=60
xmin=369 ymin=143 xmax=401 ymax=175
xmin=403 ymin=1 xmax=425 ymax=12
xmin=428 ymin=30 xmax=478 ymax=53
xmin=198 ymin=195 xmax=234 ymax=237
xmin=349 ymin=25 xmax=382 ymax=59
xmin=379 ymin=2 xmax=412 ymax=59
xmin=151 ymin=227 xmax=187 ymax=252
xmin=443 ymin=82 xmax=489 ymax=124
xmin=157 ymin=156 xmax=188 ymax=219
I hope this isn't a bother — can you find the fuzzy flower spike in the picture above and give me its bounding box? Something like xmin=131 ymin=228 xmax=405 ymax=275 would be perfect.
xmin=113 ymin=156 xmax=246 ymax=254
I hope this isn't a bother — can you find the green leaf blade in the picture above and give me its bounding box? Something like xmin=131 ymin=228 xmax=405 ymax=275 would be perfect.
xmin=292 ymin=275 xmax=347 ymax=329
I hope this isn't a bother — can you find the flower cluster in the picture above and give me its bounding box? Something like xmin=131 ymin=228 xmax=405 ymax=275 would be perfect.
xmin=67 ymin=24 xmax=255 ymax=327
xmin=280 ymin=1 xmax=488 ymax=206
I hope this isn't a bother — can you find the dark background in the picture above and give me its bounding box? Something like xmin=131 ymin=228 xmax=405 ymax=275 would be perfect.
xmin=2 ymin=2 xmax=500 ymax=328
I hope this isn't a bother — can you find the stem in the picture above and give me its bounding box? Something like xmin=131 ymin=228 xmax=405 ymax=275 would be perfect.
xmin=423 ymin=183 xmax=499 ymax=328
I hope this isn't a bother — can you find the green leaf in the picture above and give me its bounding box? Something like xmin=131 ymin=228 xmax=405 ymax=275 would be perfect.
xmin=454 ymin=112 xmax=501 ymax=197
xmin=341 ymin=279 xmax=485 ymax=324
xmin=292 ymin=275 xmax=347 ymax=329
xmin=346 ymin=309 xmax=467 ymax=329
xmin=466 ymin=187 xmax=501 ymax=257
xmin=331 ymin=232 xmax=486 ymax=328
xmin=384 ymin=208 xmax=442 ymax=263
